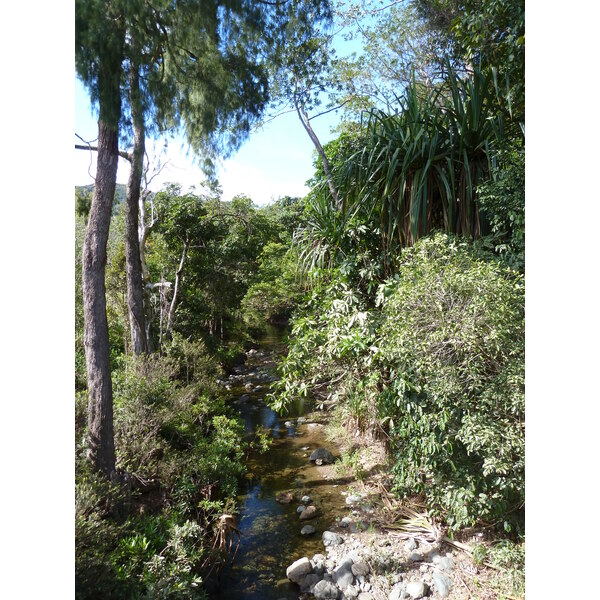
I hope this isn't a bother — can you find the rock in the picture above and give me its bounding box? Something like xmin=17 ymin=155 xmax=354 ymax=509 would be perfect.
xmin=286 ymin=557 xmax=312 ymax=585
xmin=312 ymin=579 xmax=339 ymax=599
xmin=340 ymin=517 xmax=353 ymax=528
xmin=409 ymin=552 xmax=423 ymax=562
xmin=404 ymin=538 xmax=417 ymax=552
xmin=432 ymin=571 xmax=452 ymax=598
xmin=388 ymin=583 xmax=405 ymax=600
xmin=302 ymin=495 xmax=312 ymax=505
xmin=297 ymin=417 xmax=308 ymax=425
xmin=307 ymin=423 xmax=324 ymax=431
xmin=358 ymin=594 xmax=373 ymax=600
xmin=297 ymin=505 xmax=307 ymax=514
xmin=301 ymin=573 xmax=322 ymax=593
xmin=315 ymin=459 xmax=323 ymax=466
xmin=405 ymin=581 xmax=428 ymax=599
xmin=332 ymin=557 xmax=354 ymax=589
xmin=310 ymin=448 xmax=335 ymax=464
xmin=311 ymin=554 xmax=327 ymax=573
xmin=301 ymin=525 xmax=316 ymax=536
xmin=346 ymin=494 xmax=362 ymax=505
xmin=351 ymin=561 xmax=370 ymax=577
xmin=284 ymin=420 xmax=294 ymax=427
xmin=437 ymin=556 xmax=454 ymax=572
xmin=322 ymin=531 xmax=344 ymax=547
xmin=238 ymin=394 xmax=250 ymax=402
xmin=276 ymin=492 xmax=294 ymax=504
xmin=300 ymin=505 xmax=318 ymax=520
xmin=245 ymin=383 xmax=254 ymax=391
xmin=345 ymin=584 xmax=360 ymax=598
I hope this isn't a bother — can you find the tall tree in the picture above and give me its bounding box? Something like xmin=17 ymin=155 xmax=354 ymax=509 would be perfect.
xmin=76 ymin=0 xmax=332 ymax=476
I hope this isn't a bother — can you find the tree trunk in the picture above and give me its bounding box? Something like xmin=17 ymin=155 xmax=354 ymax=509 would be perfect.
xmin=165 ymin=240 xmax=188 ymax=341
xmin=83 ymin=118 xmax=119 ymax=477
xmin=294 ymin=95 xmax=341 ymax=209
xmin=125 ymin=64 xmax=148 ymax=354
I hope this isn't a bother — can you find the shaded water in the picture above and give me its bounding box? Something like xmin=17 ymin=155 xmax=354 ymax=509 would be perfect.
xmin=212 ymin=325 xmax=347 ymax=599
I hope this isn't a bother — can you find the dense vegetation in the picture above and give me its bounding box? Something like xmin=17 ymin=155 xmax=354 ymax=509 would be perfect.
xmin=76 ymin=0 xmax=524 ymax=596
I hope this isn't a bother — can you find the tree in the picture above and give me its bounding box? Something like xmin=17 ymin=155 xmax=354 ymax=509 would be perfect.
xmin=76 ymin=0 xmax=333 ymax=476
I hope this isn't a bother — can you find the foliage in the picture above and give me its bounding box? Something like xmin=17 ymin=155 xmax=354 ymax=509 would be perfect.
xmin=376 ymin=234 xmax=524 ymax=529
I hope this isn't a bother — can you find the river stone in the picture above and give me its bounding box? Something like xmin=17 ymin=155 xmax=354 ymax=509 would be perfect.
xmin=300 ymin=505 xmax=318 ymax=520
xmin=297 ymin=417 xmax=307 ymax=425
xmin=301 ymin=573 xmax=322 ymax=593
xmin=297 ymin=505 xmax=307 ymax=514
xmin=238 ymin=393 xmax=250 ymax=402
xmin=310 ymin=448 xmax=334 ymax=464
xmin=245 ymin=382 xmax=254 ymax=391
xmin=403 ymin=538 xmax=417 ymax=552
xmin=302 ymin=495 xmax=312 ymax=504
xmin=286 ymin=557 xmax=312 ymax=584
xmin=388 ymin=583 xmax=405 ymax=600
xmin=437 ymin=555 xmax=454 ymax=571
xmin=340 ymin=517 xmax=352 ymax=528
xmin=432 ymin=571 xmax=452 ymax=597
xmin=301 ymin=525 xmax=316 ymax=536
xmin=284 ymin=420 xmax=294 ymax=427
xmin=345 ymin=584 xmax=360 ymax=598
xmin=405 ymin=581 xmax=429 ymax=599
xmin=312 ymin=579 xmax=339 ymax=599
xmin=332 ymin=557 xmax=354 ymax=588
xmin=409 ymin=552 xmax=423 ymax=562
xmin=351 ymin=561 xmax=370 ymax=577
xmin=358 ymin=594 xmax=373 ymax=600
xmin=276 ymin=492 xmax=294 ymax=504
xmin=346 ymin=494 xmax=362 ymax=505
xmin=322 ymin=531 xmax=344 ymax=547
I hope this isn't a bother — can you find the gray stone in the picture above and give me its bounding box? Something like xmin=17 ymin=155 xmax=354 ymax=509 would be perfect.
xmin=340 ymin=517 xmax=353 ymax=528
xmin=245 ymin=382 xmax=254 ymax=391
xmin=284 ymin=420 xmax=294 ymax=427
xmin=238 ymin=394 xmax=250 ymax=402
xmin=351 ymin=561 xmax=370 ymax=577
xmin=388 ymin=583 xmax=405 ymax=600
xmin=310 ymin=448 xmax=335 ymax=464
xmin=358 ymin=594 xmax=373 ymax=600
xmin=405 ymin=581 xmax=429 ymax=599
xmin=322 ymin=531 xmax=344 ymax=547
xmin=297 ymin=505 xmax=307 ymax=513
xmin=301 ymin=525 xmax=316 ymax=536
xmin=437 ymin=556 xmax=454 ymax=572
xmin=312 ymin=579 xmax=339 ymax=599
xmin=404 ymin=538 xmax=417 ymax=552
xmin=300 ymin=505 xmax=318 ymax=520
xmin=333 ymin=557 xmax=354 ymax=589
xmin=297 ymin=417 xmax=307 ymax=425
xmin=345 ymin=584 xmax=360 ymax=598
xmin=432 ymin=571 xmax=452 ymax=598
xmin=346 ymin=494 xmax=362 ymax=505
xmin=409 ymin=552 xmax=423 ymax=563
xmin=302 ymin=495 xmax=312 ymax=504
xmin=286 ymin=557 xmax=312 ymax=584
xmin=301 ymin=573 xmax=322 ymax=593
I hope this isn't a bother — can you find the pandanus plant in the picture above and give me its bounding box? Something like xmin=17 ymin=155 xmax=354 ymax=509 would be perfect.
xmin=299 ymin=65 xmax=510 ymax=278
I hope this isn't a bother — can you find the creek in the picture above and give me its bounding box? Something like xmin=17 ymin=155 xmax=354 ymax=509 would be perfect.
xmin=210 ymin=325 xmax=348 ymax=599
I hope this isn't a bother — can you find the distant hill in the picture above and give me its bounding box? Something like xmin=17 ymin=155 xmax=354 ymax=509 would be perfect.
xmin=76 ymin=183 xmax=127 ymax=214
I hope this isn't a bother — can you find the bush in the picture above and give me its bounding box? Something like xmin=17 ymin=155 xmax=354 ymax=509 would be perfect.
xmin=377 ymin=234 xmax=524 ymax=530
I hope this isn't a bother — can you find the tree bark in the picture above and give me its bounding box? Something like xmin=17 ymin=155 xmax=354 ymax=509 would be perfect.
xmin=83 ymin=118 xmax=119 ymax=477
xmin=294 ymin=94 xmax=341 ymax=209
xmin=165 ymin=240 xmax=188 ymax=340
xmin=125 ymin=64 xmax=148 ymax=354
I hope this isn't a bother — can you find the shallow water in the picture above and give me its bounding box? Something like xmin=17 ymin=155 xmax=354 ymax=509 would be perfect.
xmin=211 ymin=326 xmax=348 ymax=599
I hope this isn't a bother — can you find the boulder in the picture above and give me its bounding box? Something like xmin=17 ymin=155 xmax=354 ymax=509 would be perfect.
xmin=332 ymin=557 xmax=354 ymax=589
xmin=312 ymin=579 xmax=339 ymax=599
xmin=405 ymin=581 xmax=429 ymax=599
xmin=301 ymin=573 xmax=322 ymax=593
xmin=275 ymin=492 xmax=294 ymax=504
xmin=300 ymin=505 xmax=318 ymax=520
xmin=286 ymin=557 xmax=312 ymax=585
xmin=322 ymin=531 xmax=344 ymax=547
xmin=432 ymin=571 xmax=452 ymax=598
xmin=310 ymin=448 xmax=334 ymax=464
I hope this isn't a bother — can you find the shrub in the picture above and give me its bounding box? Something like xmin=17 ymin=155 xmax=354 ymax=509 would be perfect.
xmin=377 ymin=234 xmax=524 ymax=530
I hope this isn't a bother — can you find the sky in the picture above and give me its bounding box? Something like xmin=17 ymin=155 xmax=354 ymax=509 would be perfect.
xmin=75 ymin=80 xmax=346 ymax=204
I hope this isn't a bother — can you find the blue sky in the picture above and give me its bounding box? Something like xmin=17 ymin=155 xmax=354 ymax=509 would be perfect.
xmin=75 ymin=67 xmax=347 ymax=206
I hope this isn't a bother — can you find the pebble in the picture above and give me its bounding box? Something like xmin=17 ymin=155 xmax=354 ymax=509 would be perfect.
xmin=322 ymin=531 xmax=344 ymax=547
xmin=340 ymin=517 xmax=353 ymax=528
xmin=301 ymin=525 xmax=316 ymax=536
xmin=302 ymin=495 xmax=312 ymax=504
xmin=432 ymin=571 xmax=452 ymax=598
xmin=284 ymin=420 xmax=294 ymax=428
xmin=297 ymin=505 xmax=307 ymax=513
xmin=405 ymin=581 xmax=428 ymax=599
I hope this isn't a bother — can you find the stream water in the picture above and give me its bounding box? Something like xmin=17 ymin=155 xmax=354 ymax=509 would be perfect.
xmin=210 ymin=325 xmax=348 ymax=599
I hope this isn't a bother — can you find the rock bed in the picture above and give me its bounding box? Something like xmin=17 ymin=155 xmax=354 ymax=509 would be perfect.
xmin=285 ymin=527 xmax=457 ymax=600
